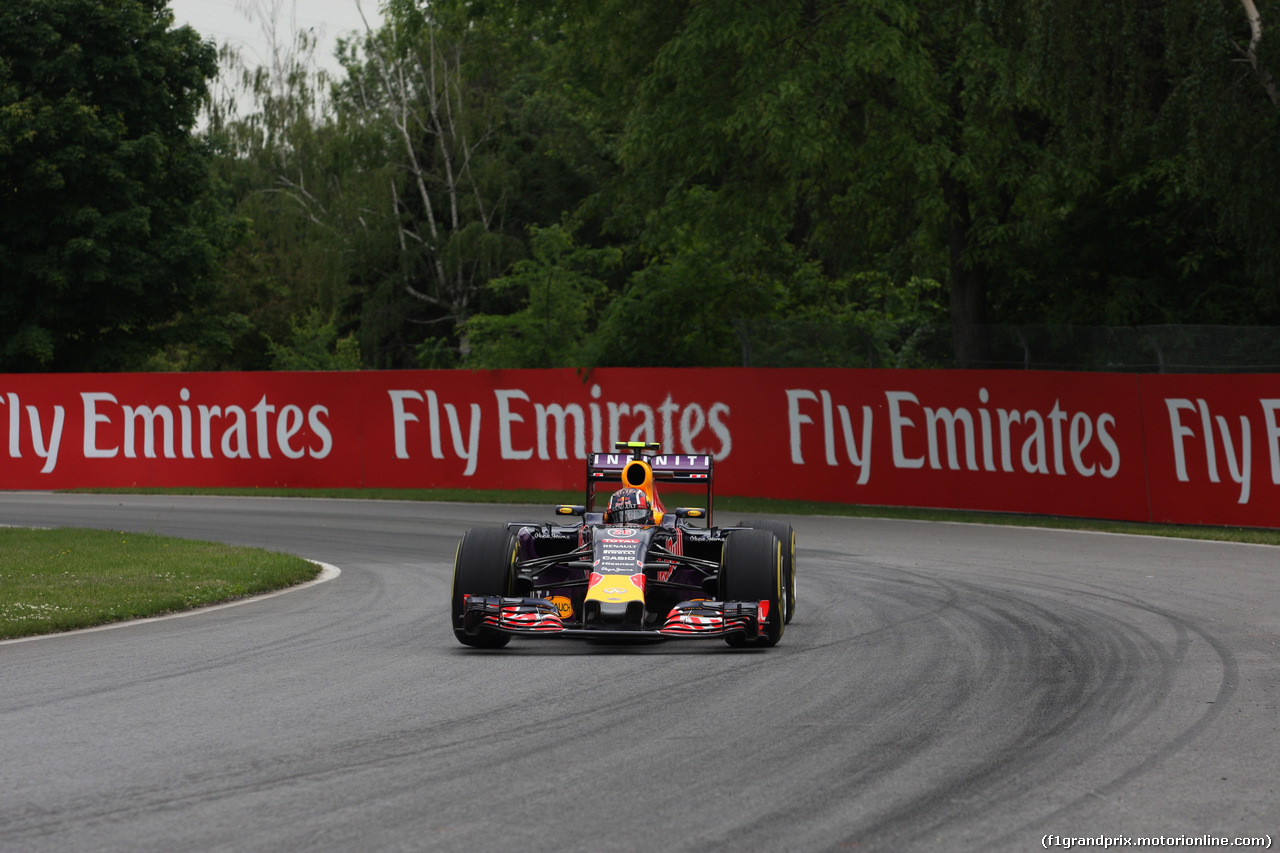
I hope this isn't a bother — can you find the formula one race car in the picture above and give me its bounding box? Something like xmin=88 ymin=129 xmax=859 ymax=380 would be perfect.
xmin=451 ymin=442 xmax=796 ymax=649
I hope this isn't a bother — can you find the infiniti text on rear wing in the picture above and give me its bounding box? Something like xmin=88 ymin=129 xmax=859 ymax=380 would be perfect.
xmin=587 ymin=453 xmax=714 ymax=483
xmin=585 ymin=451 xmax=715 ymax=524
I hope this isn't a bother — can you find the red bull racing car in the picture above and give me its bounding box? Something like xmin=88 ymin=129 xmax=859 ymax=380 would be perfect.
xmin=451 ymin=442 xmax=796 ymax=649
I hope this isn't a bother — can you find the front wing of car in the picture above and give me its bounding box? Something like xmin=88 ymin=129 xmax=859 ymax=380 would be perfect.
xmin=460 ymin=595 xmax=772 ymax=641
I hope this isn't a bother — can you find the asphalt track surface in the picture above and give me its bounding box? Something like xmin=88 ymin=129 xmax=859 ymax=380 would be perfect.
xmin=1 ymin=494 xmax=1277 ymax=853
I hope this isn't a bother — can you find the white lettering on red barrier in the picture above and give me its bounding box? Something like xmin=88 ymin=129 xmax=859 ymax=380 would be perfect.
xmin=80 ymin=389 xmax=330 ymax=465
xmin=2 ymin=392 xmax=65 ymax=473
xmin=790 ymin=386 xmax=1119 ymax=484
xmin=1263 ymin=400 xmax=1280 ymax=488
xmin=786 ymin=389 xmax=872 ymax=484
xmin=2 ymin=368 xmax=1277 ymax=529
xmin=1162 ymin=396 xmax=1280 ymax=506
xmin=1165 ymin=398 xmax=1253 ymax=504
xmin=398 ymin=385 xmax=732 ymax=472
xmin=389 ymin=390 xmax=481 ymax=475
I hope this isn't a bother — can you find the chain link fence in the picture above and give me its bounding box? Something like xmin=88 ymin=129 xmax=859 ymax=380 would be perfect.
xmin=736 ymin=321 xmax=1280 ymax=372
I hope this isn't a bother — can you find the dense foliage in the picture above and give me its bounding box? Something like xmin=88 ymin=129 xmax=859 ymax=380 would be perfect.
xmin=0 ymin=0 xmax=219 ymax=370
xmin=5 ymin=0 xmax=1280 ymax=371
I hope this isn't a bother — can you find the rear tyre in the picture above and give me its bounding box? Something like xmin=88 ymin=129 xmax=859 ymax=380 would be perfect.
xmin=719 ymin=528 xmax=785 ymax=648
xmin=737 ymin=520 xmax=796 ymax=624
xmin=451 ymin=526 xmax=517 ymax=648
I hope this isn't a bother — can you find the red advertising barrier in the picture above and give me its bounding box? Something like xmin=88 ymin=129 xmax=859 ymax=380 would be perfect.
xmin=1140 ymin=374 xmax=1280 ymax=527
xmin=0 ymin=368 xmax=1276 ymax=527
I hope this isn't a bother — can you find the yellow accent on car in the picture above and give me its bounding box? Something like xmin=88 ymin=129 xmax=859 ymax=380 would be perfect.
xmin=585 ymin=573 xmax=644 ymax=604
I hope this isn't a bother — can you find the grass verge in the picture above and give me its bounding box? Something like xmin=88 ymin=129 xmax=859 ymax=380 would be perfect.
xmin=0 ymin=527 xmax=319 ymax=640
xmin=68 ymin=486 xmax=1280 ymax=546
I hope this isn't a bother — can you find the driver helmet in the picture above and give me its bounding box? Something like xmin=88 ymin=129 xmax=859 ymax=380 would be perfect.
xmin=605 ymin=488 xmax=654 ymax=526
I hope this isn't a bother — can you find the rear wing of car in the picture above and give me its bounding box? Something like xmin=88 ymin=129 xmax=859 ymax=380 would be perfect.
xmin=586 ymin=442 xmax=715 ymax=526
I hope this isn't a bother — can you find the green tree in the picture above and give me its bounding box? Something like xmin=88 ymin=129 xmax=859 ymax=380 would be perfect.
xmin=333 ymin=0 xmax=541 ymax=363
xmin=193 ymin=0 xmax=1280 ymax=372
xmin=198 ymin=0 xmax=606 ymax=369
xmin=1004 ymin=0 xmax=1280 ymax=326
xmin=0 ymin=0 xmax=220 ymax=370
xmin=505 ymin=0 xmax=1054 ymax=367
xmin=464 ymin=224 xmax=619 ymax=367
xmin=195 ymin=18 xmax=383 ymax=370
xmin=500 ymin=0 xmax=1280 ymax=366
xmin=267 ymin=307 xmax=362 ymax=370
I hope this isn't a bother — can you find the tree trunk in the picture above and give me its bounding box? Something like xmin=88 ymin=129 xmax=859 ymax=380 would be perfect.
xmin=941 ymin=171 xmax=990 ymax=369
xmin=940 ymin=74 xmax=990 ymax=370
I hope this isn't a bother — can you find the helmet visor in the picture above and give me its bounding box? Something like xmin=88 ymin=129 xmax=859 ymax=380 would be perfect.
xmin=611 ymin=506 xmax=651 ymax=525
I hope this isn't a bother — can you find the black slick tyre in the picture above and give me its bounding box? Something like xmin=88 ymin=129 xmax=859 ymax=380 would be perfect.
xmin=719 ymin=528 xmax=785 ymax=648
xmin=737 ymin=519 xmax=796 ymax=624
xmin=451 ymin=526 xmax=517 ymax=648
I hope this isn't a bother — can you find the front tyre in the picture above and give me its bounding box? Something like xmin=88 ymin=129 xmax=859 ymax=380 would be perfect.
xmin=737 ymin=519 xmax=796 ymax=624
xmin=719 ymin=528 xmax=785 ymax=648
xmin=451 ymin=526 xmax=517 ymax=648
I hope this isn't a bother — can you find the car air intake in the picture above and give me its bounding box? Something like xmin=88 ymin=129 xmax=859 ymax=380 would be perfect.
xmin=624 ymin=461 xmax=648 ymax=487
